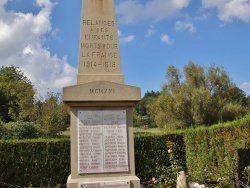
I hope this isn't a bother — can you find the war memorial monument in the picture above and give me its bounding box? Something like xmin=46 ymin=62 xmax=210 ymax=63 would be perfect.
xmin=63 ymin=0 xmax=141 ymax=187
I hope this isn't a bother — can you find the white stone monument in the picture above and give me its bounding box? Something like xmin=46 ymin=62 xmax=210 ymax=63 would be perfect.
xmin=63 ymin=0 xmax=141 ymax=187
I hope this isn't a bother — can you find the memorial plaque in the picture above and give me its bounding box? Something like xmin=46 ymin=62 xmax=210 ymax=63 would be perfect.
xmin=78 ymin=110 xmax=129 ymax=174
xmin=79 ymin=180 xmax=130 ymax=188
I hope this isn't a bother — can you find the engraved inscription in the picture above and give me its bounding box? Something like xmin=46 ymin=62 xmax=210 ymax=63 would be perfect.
xmin=81 ymin=43 xmax=118 ymax=50
xmin=84 ymin=34 xmax=113 ymax=41
xmin=78 ymin=111 xmax=103 ymax=173
xmin=81 ymin=52 xmax=117 ymax=58
xmin=79 ymin=181 xmax=130 ymax=188
xmin=80 ymin=18 xmax=120 ymax=73
xmin=83 ymin=62 xmax=115 ymax=68
xmin=82 ymin=20 xmax=115 ymax=26
xmin=78 ymin=110 xmax=128 ymax=174
xmin=90 ymin=88 xmax=115 ymax=94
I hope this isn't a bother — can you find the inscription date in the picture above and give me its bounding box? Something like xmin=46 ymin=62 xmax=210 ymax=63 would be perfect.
xmin=90 ymin=88 xmax=115 ymax=95
xmin=83 ymin=61 xmax=115 ymax=68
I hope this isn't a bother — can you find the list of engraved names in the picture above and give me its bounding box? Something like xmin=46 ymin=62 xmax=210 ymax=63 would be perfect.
xmin=80 ymin=19 xmax=119 ymax=73
xmin=78 ymin=110 xmax=128 ymax=174
xmin=79 ymin=180 xmax=130 ymax=188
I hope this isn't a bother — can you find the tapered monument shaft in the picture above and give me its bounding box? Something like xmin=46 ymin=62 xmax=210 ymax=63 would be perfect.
xmin=77 ymin=0 xmax=124 ymax=84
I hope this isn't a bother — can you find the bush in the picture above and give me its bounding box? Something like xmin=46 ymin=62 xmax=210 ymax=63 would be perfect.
xmin=0 ymin=138 xmax=70 ymax=187
xmin=134 ymin=131 xmax=186 ymax=186
xmin=0 ymin=121 xmax=10 ymax=139
xmin=220 ymin=103 xmax=248 ymax=122
xmin=185 ymin=115 xmax=250 ymax=184
xmin=2 ymin=121 xmax=43 ymax=139
xmin=0 ymin=117 xmax=249 ymax=187
xmin=134 ymin=132 xmax=169 ymax=181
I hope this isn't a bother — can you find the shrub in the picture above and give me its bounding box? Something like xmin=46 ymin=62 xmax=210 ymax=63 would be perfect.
xmin=185 ymin=115 xmax=250 ymax=183
xmin=0 ymin=117 xmax=249 ymax=187
xmin=2 ymin=121 xmax=43 ymax=139
xmin=134 ymin=131 xmax=186 ymax=187
xmin=0 ymin=121 xmax=10 ymax=140
xmin=0 ymin=138 xmax=70 ymax=187
xmin=134 ymin=132 xmax=169 ymax=181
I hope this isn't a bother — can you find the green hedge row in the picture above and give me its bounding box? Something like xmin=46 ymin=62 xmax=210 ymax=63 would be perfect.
xmin=0 ymin=133 xmax=185 ymax=187
xmin=0 ymin=138 xmax=70 ymax=187
xmin=134 ymin=132 xmax=185 ymax=181
xmin=185 ymin=116 xmax=250 ymax=183
xmin=0 ymin=116 xmax=250 ymax=187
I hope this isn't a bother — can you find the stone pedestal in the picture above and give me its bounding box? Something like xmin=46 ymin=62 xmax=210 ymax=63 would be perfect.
xmin=63 ymin=82 xmax=140 ymax=188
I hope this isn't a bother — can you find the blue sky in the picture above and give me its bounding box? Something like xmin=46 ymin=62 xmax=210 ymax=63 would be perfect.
xmin=1 ymin=0 xmax=250 ymax=97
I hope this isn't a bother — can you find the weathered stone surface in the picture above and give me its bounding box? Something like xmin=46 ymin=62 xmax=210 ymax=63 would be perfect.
xmin=77 ymin=0 xmax=124 ymax=84
xmin=63 ymin=0 xmax=141 ymax=187
xmin=63 ymin=81 xmax=140 ymax=102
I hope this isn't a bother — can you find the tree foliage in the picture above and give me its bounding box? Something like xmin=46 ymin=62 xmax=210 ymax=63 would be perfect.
xmin=133 ymin=90 xmax=160 ymax=128
xmin=0 ymin=66 xmax=70 ymax=139
xmin=147 ymin=62 xmax=249 ymax=129
xmin=31 ymin=92 xmax=70 ymax=137
xmin=1 ymin=121 xmax=43 ymax=140
xmin=0 ymin=66 xmax=35 ymax=122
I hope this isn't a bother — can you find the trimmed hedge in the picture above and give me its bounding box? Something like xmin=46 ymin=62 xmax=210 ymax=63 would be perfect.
xmin=0 ymin=133 xmax=185 ymax=186
xmin=0 ymin=116 xmax=250 ymax=187
xmin=0 ymin=138 xmax=70 ymax=187
xmin=185 ymin=116 xmax=250 ymax=183
xmin=134 ymin=132 xmax=186 ymax=182
xmin=134 ymin=133 xmax=168 ymax=181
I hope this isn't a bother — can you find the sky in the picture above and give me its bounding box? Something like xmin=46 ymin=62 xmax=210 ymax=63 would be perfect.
xmin=1 ymin=0 xmax=250 ymax=98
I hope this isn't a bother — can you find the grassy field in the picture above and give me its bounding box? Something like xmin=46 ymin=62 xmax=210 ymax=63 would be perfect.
xmin=133 ymin=127 xmax=162 ymax=133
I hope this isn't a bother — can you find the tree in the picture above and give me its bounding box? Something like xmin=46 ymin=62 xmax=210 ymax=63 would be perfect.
xmin=133 ymin=90 xmax=160 ymax=128
xmin=148 ymin=62 xmax=249 ymax=129
xmin=31 ymin=92 xmax=70 ymax=137
xmin=0 ymin=66 xmax=35 ymax=122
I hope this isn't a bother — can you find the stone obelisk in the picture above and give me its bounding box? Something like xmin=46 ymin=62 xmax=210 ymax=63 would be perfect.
xmin=77 ymin=0 xmax=124 ymax=85
xmin=63 ymin=0 xmax=141 ymax=188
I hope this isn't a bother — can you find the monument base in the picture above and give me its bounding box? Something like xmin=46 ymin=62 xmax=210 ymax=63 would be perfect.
xmin=67 ymin=175 xmax=140 ymax=188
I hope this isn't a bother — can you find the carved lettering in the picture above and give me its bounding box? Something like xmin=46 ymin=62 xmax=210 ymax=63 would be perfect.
xmin=78 ymin=111 xmax=128 ymax=174
xmin=84 ymin=34 xmax=113 ymax=41
xmin=79 ymin=17 xmax=121 ymax=73
xmin=82 ymin=52 xmax=117 ymax=58
xmin=82 ymin=61 xmax=115 ymax=68
xmin=81 ymin=43 xmax=118 ymax=50
xmin=90 ymin=88 xmax=115 ymax=94
xmin=82 ymin=19 xmax=115 ymax=27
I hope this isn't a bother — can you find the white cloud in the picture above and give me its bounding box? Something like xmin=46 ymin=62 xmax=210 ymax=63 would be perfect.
xmin=202 ymin=0 xmax=250 ymax=23
xmin=146 ymin=29 xmax=154 ymax=37
xmin=118 ymin=30 xmax=122 ymax=37
xmin=120 ymin=35 xmax=135 ymax=43
xmin=116 ymin=0 xmax=191 ymax=24
xmin=118 ymin=30 xmax=135 ymax=43
xmin=160 ymin=34 xmax=173 ymax=44
xmin=240 ymin=82 xmax=250 ymax=95
xmin=174 ymin=20 xmax=196 ymax=33
xmin=146 ymin=25 xmax=155 ymax=37
xmin=241 ymin=82 xmax=250 ymax=88
xmin=194 ymin=13 xmax=210 ymax=21
xmin=0 ymin=0 xmax=77 ymax=96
